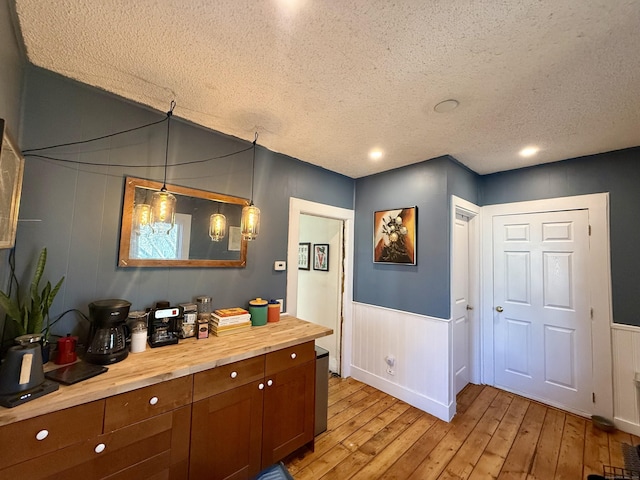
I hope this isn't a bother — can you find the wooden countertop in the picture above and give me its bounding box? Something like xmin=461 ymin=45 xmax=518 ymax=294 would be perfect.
xmin=0 ymin=316 xmax=332 ymax=427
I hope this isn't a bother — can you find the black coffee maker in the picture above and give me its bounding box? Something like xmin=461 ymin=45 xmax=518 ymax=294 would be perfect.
xmin=84 ymin=299 xmax=131 ymax=365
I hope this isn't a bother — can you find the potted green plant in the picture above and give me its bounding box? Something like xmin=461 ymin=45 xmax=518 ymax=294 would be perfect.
xmin=0 ymin=247 xmax=65 ymax=359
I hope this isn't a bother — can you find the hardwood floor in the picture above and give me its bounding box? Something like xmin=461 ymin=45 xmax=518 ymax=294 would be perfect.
xmin=284 ymin=377 xmax=640 ymax=479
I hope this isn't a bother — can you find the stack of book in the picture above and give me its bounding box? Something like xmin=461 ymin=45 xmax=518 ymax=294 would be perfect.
xmin=210 ymin=307 xmax=252 ymax=336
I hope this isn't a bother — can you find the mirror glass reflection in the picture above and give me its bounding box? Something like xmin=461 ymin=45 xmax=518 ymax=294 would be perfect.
xmin=119 ymin=177 xmax=248 ymax=267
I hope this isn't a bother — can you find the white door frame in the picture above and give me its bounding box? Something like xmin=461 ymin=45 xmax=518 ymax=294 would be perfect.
xmin=481 ymin=193 xmax=613 ymax=419
xmin=287 ymin=197 xmax=355 ymax=377
xmin=451 ymin=196 xmax=481 ymax=406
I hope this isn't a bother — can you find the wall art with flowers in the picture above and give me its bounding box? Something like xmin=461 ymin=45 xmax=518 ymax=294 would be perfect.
xmin=373 ymin=207 xmax=417 ymax=265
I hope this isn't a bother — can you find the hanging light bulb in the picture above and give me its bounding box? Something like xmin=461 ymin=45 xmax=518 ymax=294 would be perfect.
xmin=241 ymin=132 xmax=261 ymax=240
xmin=241 ymin=204 xmax=260 ymax=241
xmin=151 ymin=101 xmax=177 ymax=234
xmin=209 ymin=212 xmax=227 ymax=241
xmin=150 ymin=190 xmax=176 ymax=233
xmin=133 ymin=203 xmax=151 ymax=235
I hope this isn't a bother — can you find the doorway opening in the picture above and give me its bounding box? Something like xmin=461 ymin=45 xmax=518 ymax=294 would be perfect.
xmin=286 ymin=198 xmax=355 ymax=378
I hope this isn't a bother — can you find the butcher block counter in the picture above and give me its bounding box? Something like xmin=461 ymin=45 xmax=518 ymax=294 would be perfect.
xmin=0 ymin=315 xmax=332 ymax=427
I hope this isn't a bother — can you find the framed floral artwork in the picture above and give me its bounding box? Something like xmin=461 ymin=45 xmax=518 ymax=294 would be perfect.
xmin=313 ymin=244 xmax=329 ymax=271
xmin=373 ymin=207 xmax=417 ymax=265
xmin=298 ymin=242 xmax=310 ymax=270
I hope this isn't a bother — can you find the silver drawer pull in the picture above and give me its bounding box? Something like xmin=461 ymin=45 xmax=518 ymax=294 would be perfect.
xmin=36 ymin=429 xmax=49 ymax=441
xmin=267 ymin=379 xmax=273 ymax=387
xmin=258 ymin=383 xmax=265 ymax=390
xmin=291 ymin=353 xmax=297 ymax=359
xmin=94 ymin=443 xmax=106 ymax=454
xmin=149 ymin=396 xmax=159 ymax=405
xmin=230 ymin=371 xmax=238 ymax=379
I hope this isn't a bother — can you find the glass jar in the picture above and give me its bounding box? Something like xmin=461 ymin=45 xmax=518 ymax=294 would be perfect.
xmin=179 ymin=303 xmax=198 ymax=338
xmin=196 ymin=296 xmax=212 ymax=322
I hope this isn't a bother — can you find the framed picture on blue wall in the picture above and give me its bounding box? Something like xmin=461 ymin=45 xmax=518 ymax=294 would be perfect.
xmin=373 ymin=206 xmax=417 ymax=265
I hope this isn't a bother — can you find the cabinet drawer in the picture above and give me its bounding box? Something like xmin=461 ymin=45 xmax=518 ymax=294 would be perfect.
xmin=104 ymin=375 xmax=192 ymax=432
xmin=193 ymin=355 xmax=265 ymax=402
xmin=0 ymin=406 xmax=191 ymax=480
xmin=265 ymin=342 xmax=315 ymax=376
xmin=0 ymin=400 xmax=104 ymax=471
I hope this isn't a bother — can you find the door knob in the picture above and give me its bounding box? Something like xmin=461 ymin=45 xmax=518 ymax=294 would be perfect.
xmin=496 ymin=306 xmax=504 ymax=312
xmin=466 ymin=305 xmax=473 ymax=310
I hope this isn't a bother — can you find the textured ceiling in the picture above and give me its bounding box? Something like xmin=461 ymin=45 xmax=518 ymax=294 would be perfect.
xmin=13 ymin=0 xmax=640 ymax=177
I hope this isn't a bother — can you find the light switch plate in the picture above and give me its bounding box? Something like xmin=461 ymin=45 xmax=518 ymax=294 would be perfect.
xmin=274 ymin=261 xmax=286 ymax=271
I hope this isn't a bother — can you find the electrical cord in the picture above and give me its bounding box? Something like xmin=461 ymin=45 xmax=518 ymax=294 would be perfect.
xmin=21 ymin=101 xmax=255 ymax=170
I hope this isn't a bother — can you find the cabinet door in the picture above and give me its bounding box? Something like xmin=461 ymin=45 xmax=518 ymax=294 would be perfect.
xmin=262 ymin=359 xmax=315 ymax=467
xmin=190 ymin=380 xmax=264 ymax=480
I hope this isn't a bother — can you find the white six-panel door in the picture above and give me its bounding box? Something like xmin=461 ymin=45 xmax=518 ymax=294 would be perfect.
xmin=493 ymin=209 xmax=593 ymax=415
xmin=453 ymin=212 xmax=471 ymax=395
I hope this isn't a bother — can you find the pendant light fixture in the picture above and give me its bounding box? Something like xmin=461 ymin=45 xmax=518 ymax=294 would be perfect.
xmin=209 ymin=205 xmax=226 ymax=242
xmin=241 ymin=133 xmax=261 ymax=241
xmin=151 ymin=101 xmax=177 ymax=234
xmin=133 ymin=203 xmax=152 ymax=235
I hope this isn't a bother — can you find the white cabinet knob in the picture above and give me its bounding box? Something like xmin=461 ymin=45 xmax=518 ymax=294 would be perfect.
xmin=230 ymin=371 xmax=238 ymax=379
xmin=149 ymin=396 xmax=159 ymax=405
xmin=267 ymin=379 xmax=273 ymax=387
xmin=258 ymin=383 xmax=264 ymax=390
xmin=35 ymin=429 xmax=49 ymax=441
xmin=291 ymin=353 xmax=297 ymax=359
xmin=94 ymin=443 xmax=106 ymax=454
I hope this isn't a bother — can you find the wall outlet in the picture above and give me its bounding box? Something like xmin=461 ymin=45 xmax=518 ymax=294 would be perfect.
xmin=274 ymin=261 xmax=286 ymax=271
xmin=276 ymin=299 xmax=284 ymax=313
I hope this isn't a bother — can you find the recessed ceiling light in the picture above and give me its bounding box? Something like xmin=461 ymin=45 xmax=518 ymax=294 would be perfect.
xmin=433 ymin=99 xmax=459 ymax=113
xmin=519 ymin=146 xmax=540 ymax=157
xmin=369 ymin=149 xmax=383 ymax=161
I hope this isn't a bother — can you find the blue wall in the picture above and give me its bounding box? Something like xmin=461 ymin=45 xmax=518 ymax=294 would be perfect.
xmin=354 ymin=156 xmax=479 ymax=319
xmin=480 ymin=147 xmax=640 ymax=326
xmin=14 ymin=66 xmax=354 ymax=337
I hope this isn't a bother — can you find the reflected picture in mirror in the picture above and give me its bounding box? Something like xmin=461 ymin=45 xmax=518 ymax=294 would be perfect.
xmin=119 ymin=177 xmax=249 ymax=267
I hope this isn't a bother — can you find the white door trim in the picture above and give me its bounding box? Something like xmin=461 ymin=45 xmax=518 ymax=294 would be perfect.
xmin=451 ymin=196 xmax=481 ymax=408
xmin=287 ymin=197 xmax=355 ymax=377
xmin=481 ymin=193 xmax=613 ymax=419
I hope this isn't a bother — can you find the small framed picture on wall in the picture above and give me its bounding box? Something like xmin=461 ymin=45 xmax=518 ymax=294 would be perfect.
xmin=313 ymin=244 xmax=329 ymax=271
xmin=298 ymin=242 xmax=310 ymax=270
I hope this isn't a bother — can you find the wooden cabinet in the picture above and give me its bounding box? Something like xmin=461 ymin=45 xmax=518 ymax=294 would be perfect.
xmin=189 ymin=342 xmax=316 ymax=480
xmin=0 ymin=376 xmax=192 ymax=480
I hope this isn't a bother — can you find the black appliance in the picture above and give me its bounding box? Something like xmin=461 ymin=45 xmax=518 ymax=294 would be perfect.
xmin=84 ymin=299 xmax=131 ymax=365
xmin=0 ymin=334 xmax=59 ymax=408
xmin=148 ymin=305 xmax=183 ymax=348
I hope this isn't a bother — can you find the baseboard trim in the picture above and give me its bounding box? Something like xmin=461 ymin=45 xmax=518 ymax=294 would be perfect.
xmin=350 ymin=366 xmax=454 ymax=422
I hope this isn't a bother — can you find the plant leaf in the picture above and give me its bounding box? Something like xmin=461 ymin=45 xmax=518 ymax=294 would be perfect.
xmin=30 ymin=248 xmax=47 ymax=301
xmin=0 ymin=290 xmax=23 ymax=323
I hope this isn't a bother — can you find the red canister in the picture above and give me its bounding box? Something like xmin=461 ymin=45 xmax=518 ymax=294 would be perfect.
xmin=55 ymin=334 xmax=77 ymax=365
xmin=267 ymin=300 xmax=280 ymax=323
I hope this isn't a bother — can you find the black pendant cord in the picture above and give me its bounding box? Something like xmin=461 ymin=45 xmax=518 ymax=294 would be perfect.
xmin=161 ymin=101 xmax=176 ymax=192
xmin=250 ymin=132 xmax=258 ymax=204
xmin=22 ymin=117 xmax=168 ymax=154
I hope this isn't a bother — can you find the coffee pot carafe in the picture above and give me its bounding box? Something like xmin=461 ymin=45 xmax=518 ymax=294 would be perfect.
xmin=84 ymin=299 xmax=131 ymax=365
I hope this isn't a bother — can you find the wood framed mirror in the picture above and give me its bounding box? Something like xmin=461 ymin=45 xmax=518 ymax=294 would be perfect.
xmin=119 ymin=176 xmax=249 ymax=267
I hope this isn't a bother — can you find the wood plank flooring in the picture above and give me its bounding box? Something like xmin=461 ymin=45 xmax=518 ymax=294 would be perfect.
xmin=284 ymin=377 xmax=640 ymax=479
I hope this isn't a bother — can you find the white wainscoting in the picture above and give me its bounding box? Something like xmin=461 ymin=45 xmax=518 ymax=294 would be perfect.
xmin=351 ymin=302 xmax=454 ymax=421
xmin=612 ymin=324 xmax=640 ymax=436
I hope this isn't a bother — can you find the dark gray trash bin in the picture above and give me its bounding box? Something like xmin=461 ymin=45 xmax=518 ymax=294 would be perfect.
xmin=315 ymin=345 xmax=329 ymax=436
